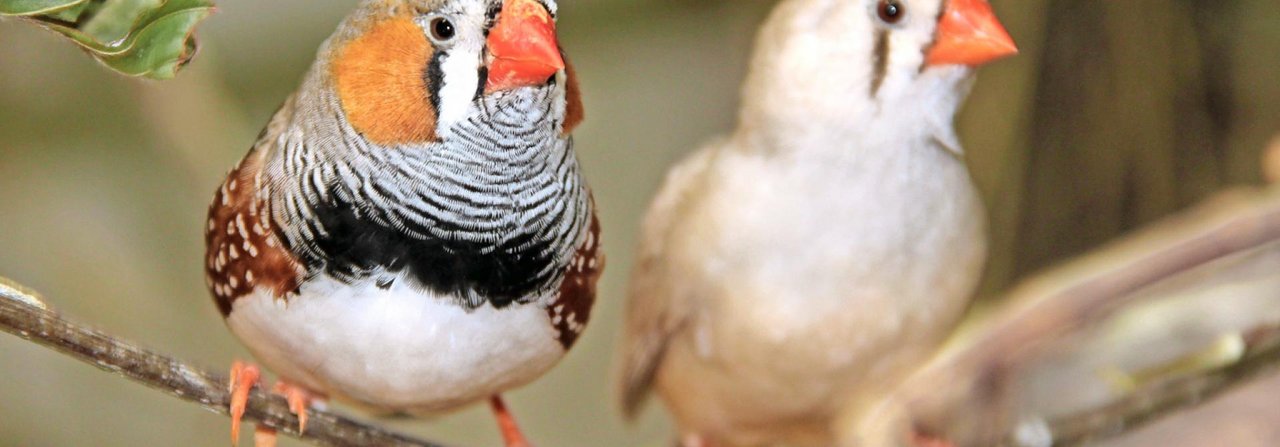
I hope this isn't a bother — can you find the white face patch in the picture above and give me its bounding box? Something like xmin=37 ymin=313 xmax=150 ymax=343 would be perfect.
xmin=420 ymin=2 xmax=488 ymax=137
xmin=434 ymin=46 xmax=483 ymax=134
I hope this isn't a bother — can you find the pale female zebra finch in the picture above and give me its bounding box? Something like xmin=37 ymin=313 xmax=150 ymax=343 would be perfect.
xmin=202 ymin=0 xmax=599 ymax=445
xmin=615 ymin=0 xmax=1016 ymax=445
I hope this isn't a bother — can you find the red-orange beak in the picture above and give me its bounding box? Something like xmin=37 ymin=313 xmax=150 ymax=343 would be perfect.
xmin=925 ymin=0 xmax=1018 ymax=67
xmin=485 ymin=0 xmax=565 ymax=92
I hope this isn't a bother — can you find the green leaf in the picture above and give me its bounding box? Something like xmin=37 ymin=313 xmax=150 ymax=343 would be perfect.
xmin=1 ymin=0 xmax=214 ymax=80
xmin=0 ymin=0 xmax=85 ymax=16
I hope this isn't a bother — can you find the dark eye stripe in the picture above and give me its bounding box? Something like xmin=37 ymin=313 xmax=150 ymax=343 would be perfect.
xmin=870 ymin=30 xmax=890 ymax=96
xmin=425 ymin=50 xmax=447 ymax=114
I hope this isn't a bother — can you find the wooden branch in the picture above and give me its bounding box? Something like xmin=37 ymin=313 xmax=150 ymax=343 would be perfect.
xmin=0 ymin=277 xmax=446 ymax=447
xmin=1046 ymin=324 xmax=1280 ymax=446
xmin=852 ymin=186 xmax=1280 ymax=447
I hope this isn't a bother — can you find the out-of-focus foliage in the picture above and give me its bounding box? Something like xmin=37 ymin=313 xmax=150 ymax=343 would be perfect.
xmin=0 ymin=0 xmax=213 ymax=79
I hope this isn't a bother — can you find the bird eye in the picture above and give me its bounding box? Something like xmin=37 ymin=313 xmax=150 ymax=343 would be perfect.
xmin=429 ymin=16 xmax=456 ymax=42
xmin=876 ymin=0 xmax=905 ymax=24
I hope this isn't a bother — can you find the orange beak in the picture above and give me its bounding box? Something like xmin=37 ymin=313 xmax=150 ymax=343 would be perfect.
xmin=485 ymin=0 xmax=565 ymax=92
xmin=925 ymin=0 xmax=1018 ymax=67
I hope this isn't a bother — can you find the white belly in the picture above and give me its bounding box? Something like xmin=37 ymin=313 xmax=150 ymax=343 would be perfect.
xmin=225 ymin=276 xmax=565 ymax=412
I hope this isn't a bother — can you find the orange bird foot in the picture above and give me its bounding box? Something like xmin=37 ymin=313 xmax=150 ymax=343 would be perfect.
xmin=228 ymin=360 xmax=325 ymax=447
xmin=229 ymin=360 xmax=261 ymax=445
xmin=489 ymin=395 xmax=534 ymax=447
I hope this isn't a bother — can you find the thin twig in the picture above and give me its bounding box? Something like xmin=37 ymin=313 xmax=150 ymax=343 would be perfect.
xmin=1047 ymin=324 xmax=1280 ymax=446
xmin=856 ymin=186 xmax=1280 ymax=447
xmin=0 ymin=278 xmax=446 ymax=447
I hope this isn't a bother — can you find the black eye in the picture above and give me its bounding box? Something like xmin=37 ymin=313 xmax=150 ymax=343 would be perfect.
xmin=429 ymin=17 xmax=456 ymax=42
xmin=877 ymin=0 xmax=904 ymax=24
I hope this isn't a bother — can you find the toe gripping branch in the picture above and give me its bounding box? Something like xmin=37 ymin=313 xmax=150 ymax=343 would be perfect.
xmin=229 ymin=361 xmax=320 ymax=447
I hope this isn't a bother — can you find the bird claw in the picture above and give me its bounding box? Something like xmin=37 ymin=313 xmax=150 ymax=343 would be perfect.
xmin=228 ymin=360 xmax=321 ymax=447
xmin=272 ymin=381 xmax=321 ymax=434
xmin=229 ymin=360 xmax=261 ymax=446
xmin=489 ymin=395 xmax=534 ymax=447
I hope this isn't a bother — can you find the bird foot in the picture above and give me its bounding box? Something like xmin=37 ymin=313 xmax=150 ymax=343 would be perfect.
xmin=229 ymin=360 xmax=261 ymax=445
xmin=228 ymin=360 xmax=325 ymax=447
xmin=272 ymin=380 xmax=323 ymax=433
xmin=489 ymin=395 xmax=534 ymax=447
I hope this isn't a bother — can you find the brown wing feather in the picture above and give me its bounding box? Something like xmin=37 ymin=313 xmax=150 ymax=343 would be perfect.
xmin=616 ymin=147 xmax=716 ymax=419
xmin=205 ymin=113 xmax=305 ymax=317
xmin=547 ymin=203 xmax=603 ymax=349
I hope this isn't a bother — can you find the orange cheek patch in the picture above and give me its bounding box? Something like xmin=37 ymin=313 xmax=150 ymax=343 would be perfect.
xmin=332 ymin=18 xmax=438 ymax=145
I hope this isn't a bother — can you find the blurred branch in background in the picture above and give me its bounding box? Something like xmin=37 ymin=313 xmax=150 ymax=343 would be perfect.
xmin=849 ymin=181 xmax=1280 ymax=447
xmin=1047 ymin=324 xmax=1280 ymax=446
xmin=0 ymin=278 xmax=443 ymax=447
xmin=0 ymin=0 xmax=214 ymax=79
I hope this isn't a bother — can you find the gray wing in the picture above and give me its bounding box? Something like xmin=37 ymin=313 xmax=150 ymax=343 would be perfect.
xmin=615 ymin=145 xmax=717 ymax=419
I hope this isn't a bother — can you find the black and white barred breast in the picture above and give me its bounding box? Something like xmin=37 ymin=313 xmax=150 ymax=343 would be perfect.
xmin=267 ymin=80 xmax=591 ymax=310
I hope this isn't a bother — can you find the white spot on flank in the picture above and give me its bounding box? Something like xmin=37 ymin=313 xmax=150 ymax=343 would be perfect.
xmin=229 ymin=179 xmax=238 ymax=191
xmin=229 ymin=245 xmax=240 ymax=259
xmin=245 ymin=271 xmax=255 ymax=282
xmin=208 ymin=219 xmax=215 ymax=231
xmin=229 ymin=276 xmax=239 ymax=288
xmin=235 ymin=214 xmax=249 ymax=239
xmin=247 ymin=243 xmax=259 ymax=257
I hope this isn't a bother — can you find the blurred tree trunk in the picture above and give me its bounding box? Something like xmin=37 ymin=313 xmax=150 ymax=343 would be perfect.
xmin=1008 ymin=0 xmax=1278 ymax=278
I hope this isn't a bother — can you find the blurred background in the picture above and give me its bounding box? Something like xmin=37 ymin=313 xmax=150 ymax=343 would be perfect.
xmin=1 ymin=0 xmax=1278 ymax=446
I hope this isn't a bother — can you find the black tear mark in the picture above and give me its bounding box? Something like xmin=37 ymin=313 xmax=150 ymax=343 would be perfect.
xmin=425 ymin=50 xmax=447 ymax=115
xmin=474 ymin=66 xmax=489 ymax=101
xmin=871 ymin=30 xmax=891 ymax=96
